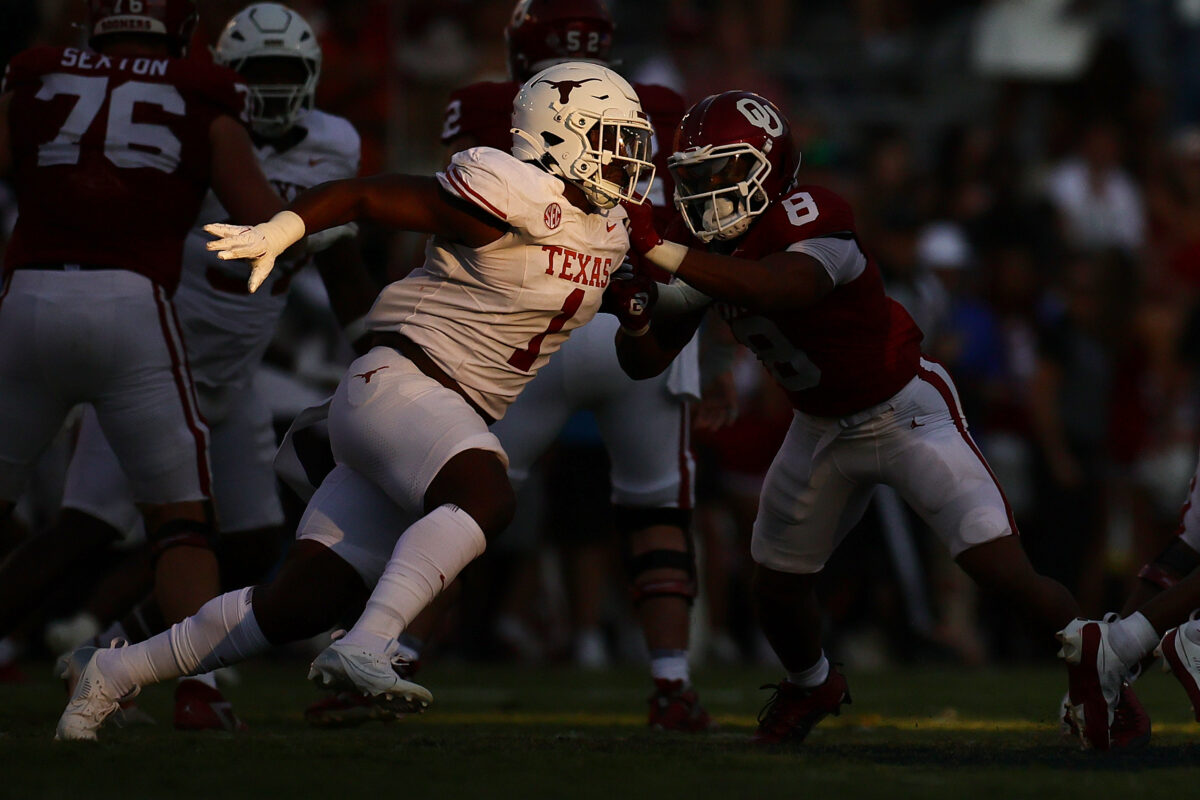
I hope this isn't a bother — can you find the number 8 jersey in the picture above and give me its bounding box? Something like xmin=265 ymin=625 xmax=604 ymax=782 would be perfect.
xmin=712 ymin=184 xmax=923 ymax=418
xmin=366 ymin=146 xmax=630 ymax=421
xmin=2 ymin=46 xmax=249 ymax=292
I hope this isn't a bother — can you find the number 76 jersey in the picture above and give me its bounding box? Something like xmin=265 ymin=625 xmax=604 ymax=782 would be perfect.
xmin=718 ymin=184 xmax=924 ymax=418
xmin=2 ymin=46 xmax=248 ymax=292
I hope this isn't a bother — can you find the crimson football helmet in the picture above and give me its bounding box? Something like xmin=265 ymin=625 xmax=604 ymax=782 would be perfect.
xmin=89 ymin=0 xmax=198 ymax=56
xmin=505 ymin=0 xmax=615 ymax=83
xmin=669 ymin=91 xmax=799 ymax=242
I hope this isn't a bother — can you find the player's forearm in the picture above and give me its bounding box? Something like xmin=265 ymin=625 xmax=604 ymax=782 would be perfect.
xmin=672 ymin=249 xmax=830 ymax=313
xmin=615 ymin=307 xmax=704 ymax=380
xmin=290 ymin=174 xmax=441 ymax=234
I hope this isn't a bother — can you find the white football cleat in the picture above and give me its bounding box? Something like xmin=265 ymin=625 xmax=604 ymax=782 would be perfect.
xmin=1156 ymin=625 xmax=1200 ymax=722
xmin=307 ymin=639 xmax=432 ymax=714
xmin=1057 ymin=618 xmax=1128 ymax=751
xmin=55 ymin=646 xmax=139 ymax=741
xmin=55 ymin=644 xmax=155 ymax=728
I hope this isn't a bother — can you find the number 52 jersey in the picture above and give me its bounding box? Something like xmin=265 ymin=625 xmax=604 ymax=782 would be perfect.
xmin=366 ymin=146 xmax=630 ymax=421
xmin=2 ymin=46 xmax=248 ymax=292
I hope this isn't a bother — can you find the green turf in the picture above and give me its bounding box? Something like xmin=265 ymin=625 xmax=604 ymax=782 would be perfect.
xmin=3 ymin=660 xmax=1200 ymax=799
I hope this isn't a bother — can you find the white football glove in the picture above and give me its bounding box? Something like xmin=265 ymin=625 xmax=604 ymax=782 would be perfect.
xmin=204 ymin=210 xmax=307 ymax=293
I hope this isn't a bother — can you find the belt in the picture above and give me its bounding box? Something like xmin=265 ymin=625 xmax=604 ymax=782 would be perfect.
xmin=16 ymin=262 xmax=118 ymax=272
xmin=364 ymin=330 xmax=496 ymax=425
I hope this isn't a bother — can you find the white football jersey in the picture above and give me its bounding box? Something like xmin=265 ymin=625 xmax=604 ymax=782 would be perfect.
xmin=367 ymin=147 xmax=629 ymax=420
xmin=175 ymin=108 xmax=361 ymax=388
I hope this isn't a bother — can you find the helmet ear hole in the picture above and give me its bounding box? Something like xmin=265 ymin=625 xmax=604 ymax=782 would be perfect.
xmin=541 ymin=132 xmax=564 ymax=147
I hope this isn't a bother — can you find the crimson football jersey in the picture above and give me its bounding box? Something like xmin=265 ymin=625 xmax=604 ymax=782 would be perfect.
xmin=713 ymin=184 xmax=923 ymax=418
xmin=3 ymin=46 xmax=249 ymax=292
xmin=439 ymin=79 xmax=684 ymax=226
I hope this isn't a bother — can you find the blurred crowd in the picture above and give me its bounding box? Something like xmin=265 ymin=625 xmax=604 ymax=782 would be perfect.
xmin=7 ymin=0 xmax=1200 ymax=673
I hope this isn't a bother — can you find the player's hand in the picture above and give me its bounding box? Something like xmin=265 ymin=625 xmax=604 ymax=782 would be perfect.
xmin=204 ymin=210 xmax=306 ymax=293
xmin=621 ymin=199 xmax=665 ymax=256
xmin=620 ymin=201 xmax=687 ymax=273
xmin=600 ymin=270 xmax=658 ymax=336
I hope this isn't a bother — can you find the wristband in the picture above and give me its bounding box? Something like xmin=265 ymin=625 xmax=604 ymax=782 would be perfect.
xmin=265 ymin=210 xmax=307 ymax=253
xmin=620 ymin=322 xmax=651 ymax=337
xmin=642 ymin=240 xmax=688 ymax=273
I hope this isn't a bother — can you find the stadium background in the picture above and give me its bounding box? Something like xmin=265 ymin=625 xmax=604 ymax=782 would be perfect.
xmin=4 ymin=3 xmax=1200 ymax=792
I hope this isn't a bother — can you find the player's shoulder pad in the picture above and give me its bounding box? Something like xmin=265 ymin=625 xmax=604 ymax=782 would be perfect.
xmin=298 ymin=109 xmax=362 ymax=176
xmin=437 ymin=146 xmax=562 ymax=234
xmin=172 ymin=58 xmax=250 ymax=124
xmin=631 ymin=83 xmax=687 ymax=116
xmin=754 ymin=183 xmax=858 ymax=248
xmin=2 ymin=46 xmax=66 ymax=91
xmin=441 ymin=80 xmax=520 ymax=145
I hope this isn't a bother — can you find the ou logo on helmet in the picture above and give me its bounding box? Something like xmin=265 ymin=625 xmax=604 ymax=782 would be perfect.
xmin=736 ymin=98 xmax=783 ymax=137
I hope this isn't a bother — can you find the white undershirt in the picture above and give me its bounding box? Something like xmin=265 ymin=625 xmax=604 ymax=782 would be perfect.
xmin=786 ymin=236 xmax=866 ymax=286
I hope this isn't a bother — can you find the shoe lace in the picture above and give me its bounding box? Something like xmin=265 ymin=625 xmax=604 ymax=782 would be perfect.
xmin=382 ymin=638 xmax=418 ymax=680
xmin=756 ymin=683 xmax=789 ymax=728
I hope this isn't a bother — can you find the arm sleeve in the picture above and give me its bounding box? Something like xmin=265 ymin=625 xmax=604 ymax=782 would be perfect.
xmin=657 ymin=278 xmax=714 ymax=316
xmin=786 ymin=236 xmax=866 ymax=286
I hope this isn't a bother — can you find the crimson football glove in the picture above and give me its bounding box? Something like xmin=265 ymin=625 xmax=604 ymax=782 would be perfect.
xmin=622 ymin=198 xmax=665 ymax=255
xmin=600 ymin=270 xmax=659 ymax=336
xmin=620 ymin=201 xmax=688 ymax=273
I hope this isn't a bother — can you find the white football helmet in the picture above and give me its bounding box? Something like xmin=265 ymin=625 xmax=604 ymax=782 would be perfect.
xmin=511 ymin=62 xmax=655 ymax=209
xmin=214 ymin=3 xmax=321 ymax=137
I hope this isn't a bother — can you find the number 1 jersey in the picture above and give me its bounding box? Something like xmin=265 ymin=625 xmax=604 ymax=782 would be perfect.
xmin=366 ymin=146 xmax=629 ymax=421
xmin=2 ymin=46 xmax=248 ymax=292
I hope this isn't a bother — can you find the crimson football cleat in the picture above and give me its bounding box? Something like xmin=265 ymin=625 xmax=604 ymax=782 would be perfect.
xmin=1058 ymin=618 xmax=1127 ymax=751
xmin=752 ymin=667 xmax=851 ymax=745
xmin=647 ymin=679 xmax=716 ymax=732
xmin=1109 ymin=684 xmax=1151 ymax=750
xmin=1063 ymin=683 xmax=1153 ymax=750
xmin=174 ymin=678 xmax=247 ymax=732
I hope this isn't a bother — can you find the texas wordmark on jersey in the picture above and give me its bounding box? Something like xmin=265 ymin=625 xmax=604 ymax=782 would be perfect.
xmin=366 ymin=146 xmax=629 ymax=420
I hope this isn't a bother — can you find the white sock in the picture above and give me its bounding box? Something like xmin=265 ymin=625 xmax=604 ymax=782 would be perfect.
xmin=650 ymin=649 xmax=690 ymax=684
xmin=787 ymin=652 xmax=830 ymax=689
xmin=1183 ymin=618 xmax=1200 ymax=646
xmin=1107 ymin=612 xmax=1159 ymax=666
xmin=96 ymin=588 xmax=268 ymax=697
xmin=340 ymin=504 xmax=486 ymax=653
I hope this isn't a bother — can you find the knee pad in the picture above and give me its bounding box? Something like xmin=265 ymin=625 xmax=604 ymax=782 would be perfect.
xmin=618 ymin=505 xmax=698 ymax=606
xmin=1137 ymin=538 xmax=1200 ymax=591
xmin=148 ymin=517 xmax=216 ymax=561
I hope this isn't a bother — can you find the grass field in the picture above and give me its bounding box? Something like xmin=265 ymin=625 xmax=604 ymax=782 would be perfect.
xmin=4 ymin=659 xmax=1200 ymax=799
